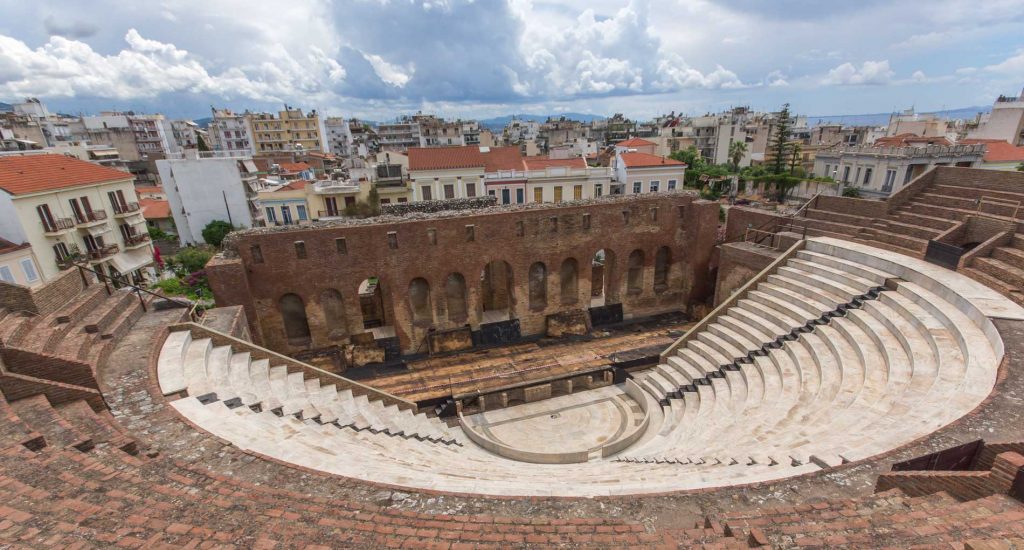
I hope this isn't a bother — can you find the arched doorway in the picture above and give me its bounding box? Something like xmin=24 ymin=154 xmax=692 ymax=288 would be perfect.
xmin=358 ymin=277 xmax=386 ymax=329
xmin=654 ymin=246 xmax=671 ymax=293
xmin=627 ymin=249 xmax=645 ymax=294
xmin=319 ymin=288 xmax=347 ymax=339
xmin=408 ymin=278 xmax=432 ymax=323
xmin=279 ymin=293 xmax=311 ymax=346
xmin=481 ymin=260 xmax=515 ymax=323
xmin=528 ymin=262 xmax=547 ymax=310
xmin=445 ymin=272 xmax=468 ymax=322
xmin=591 ymin=249 xmax=618 ymax=306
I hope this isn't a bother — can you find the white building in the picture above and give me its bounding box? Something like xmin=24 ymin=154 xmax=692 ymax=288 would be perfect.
xmin=171 ymin=120 xmax=200 ymax=150
xmin=968 ymin=89 xmax=1024 ymax=146
xmin=814 ymin=141 xmax=985 ymax=197
xmin=208 ymin=108 xmax=256 ymax=155
xmin=0 ymin=153 xmax=154 ymax=283
xmin=324 ymin=116 xmax=352 ymax=156
xmin=157 ymin=154 xmax=262 ymax=245
xmin=128 ymin=114 xmax=179 ymax=158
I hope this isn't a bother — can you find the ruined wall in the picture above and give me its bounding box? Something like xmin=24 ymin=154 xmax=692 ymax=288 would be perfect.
xmin=208 ymin=194 xmax=719 ymax=355
xmin=713 ymin=242 xmax=783 ymax=306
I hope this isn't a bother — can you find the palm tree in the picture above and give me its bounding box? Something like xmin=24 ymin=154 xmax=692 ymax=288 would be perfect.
xmin=728 ymin=140 xmax=748 ymax=172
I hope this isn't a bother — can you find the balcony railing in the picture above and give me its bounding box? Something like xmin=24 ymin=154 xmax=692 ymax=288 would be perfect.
xmin=42 ymin=217 xmax=75 ymax=234
xmin=113 ymin=202 xmax=140 ymax=216
xmin=75 ymin=210 xmax=107 ymax=225
xmin=124 ymin=233 xmax=151 ymax=247
xmin=313 ymin=181 xmax=360 ymax=194
xmin=86 ymin=243 xmax=119 ymax=260
xmin=56 ymin=255 xmax=81 ymax=270
xmin=317 ymin=210 xmax=344 ymax=218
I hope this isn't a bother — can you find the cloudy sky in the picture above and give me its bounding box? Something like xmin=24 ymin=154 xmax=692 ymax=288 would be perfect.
xmin=1 ymin=0 xmax=1022 ymax=121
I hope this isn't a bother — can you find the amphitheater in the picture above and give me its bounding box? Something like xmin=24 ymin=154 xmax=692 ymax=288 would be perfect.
xmin=2 ymin=166 xmax=1024 ymax=547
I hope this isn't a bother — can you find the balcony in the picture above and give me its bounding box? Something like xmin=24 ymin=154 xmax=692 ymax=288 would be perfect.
xmin=317 ymin=210 xmax=345 ymax=219
xmin=123 ymin=232 xmax=151 ymax=249
xmin=56 ymin=255 xmax=82 ymax=271
xmin=41 ymin=217 xmax=75 ymax=235
xmin=75 ymin=210 xmax=107 ymax=228
xmin=312 ymin=180 xmax=360 ymax=194
xmin=86 ymin=243 xmax=119 ymax=261
xmin=113 ymin=202 xmax=141 ymax=217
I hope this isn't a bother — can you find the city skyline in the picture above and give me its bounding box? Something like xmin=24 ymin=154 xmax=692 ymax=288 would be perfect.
xmin=1 ymin=0 xmax=1022 ymax=120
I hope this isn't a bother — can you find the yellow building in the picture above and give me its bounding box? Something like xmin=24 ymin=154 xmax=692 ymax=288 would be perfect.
xmin=0 ymin=154 xmax=154 ymax=283
xmin=247 ymin=106 xmax=325 ymax=154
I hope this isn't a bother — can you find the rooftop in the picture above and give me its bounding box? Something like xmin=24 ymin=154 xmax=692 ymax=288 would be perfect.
xmin=408 ymin=145 xmax=522 ymax=172
xmin=278 ymin=162 xmax=312 ymax=173
xmin=522 ymin=156 xmax=588 ymax=170
xmin=615 ymin=137 xmax=657 ymax=148
xmin=140 ymin=198 xmax=171 ymax=220
xmin=0 ymin=154 xmax=132 ymax=196
xmin=873 ymin=133 xmax=952 ymax=147
xmin=619 ymin=152 xmax=686 ymax=168
xmin=960 ymin=139 xmax=1024 ymax=163
xmin=0 ymin=237 xmax=29 ymax=255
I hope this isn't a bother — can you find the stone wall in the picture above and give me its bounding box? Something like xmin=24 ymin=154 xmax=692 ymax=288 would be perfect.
xmin=875 ymin=451 xmax=1024 ymax=502
xmin=381 ymin=196 xmax=497 ymax=216
xmin=713 ymin=242 xmax=784 ymax=306
xmin=0 ymin=268 xmax=86 ymax=317
xmin=209 ymin=194 xmax=719 ymax=355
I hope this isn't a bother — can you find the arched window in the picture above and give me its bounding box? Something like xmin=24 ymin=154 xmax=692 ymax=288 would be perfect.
xmin=445 ymin=273 xmax=468 ymax=321
xmin=627 ymin=249 xmax=645 ymax=293
xmin=319 ymin=289 xmax=347 ymax=339
xmin=560 ymin=258 xmax=578 ymax=305
xmin=279 ymin=293 xmax=311 ymax=345
xmin=408 ymin=278 xmax=432 ymax=322
xmin=528 ymin=262 xmax=547 ymax=310
xmin=481 ymin=260 xmax=514 ymax=315
xmin=654 ymin=246 xmax=671 ymax=292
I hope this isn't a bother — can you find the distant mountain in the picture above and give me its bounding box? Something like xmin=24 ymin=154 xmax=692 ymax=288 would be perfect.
xmin=193 ymin=117 xmax=212 ymax=128
xmin=808 ymin=105 xmax=991 ymax=128
xmin=0 ymin=102 xmax=11 ymax=112
xmin=478 ymin=113 xmax=606 ymax=131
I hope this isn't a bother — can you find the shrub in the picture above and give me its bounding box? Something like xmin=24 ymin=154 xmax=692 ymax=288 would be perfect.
xmin=842 ymin=187 xmax=862 ymax=198
xmin=201 ymin=220 xmax=234 ymax=247
xmin=170 ymin=247 xmax=213 ymax=275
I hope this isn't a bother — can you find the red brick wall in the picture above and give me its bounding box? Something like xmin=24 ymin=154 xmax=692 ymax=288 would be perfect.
xmin=723 ymin=207 xmax=786 ymax=243
xmin=209 ymin=195 xmax=719 ymax=355
xmin=0 ymin=348 xmax=98 ymax=389
xmin=0 ymin=268 xmax=86 ymax=317
xmin=713 ymin=243 xmax=782 ymax=306
xmin=876 ymin=451 xmax=1024 ymax=501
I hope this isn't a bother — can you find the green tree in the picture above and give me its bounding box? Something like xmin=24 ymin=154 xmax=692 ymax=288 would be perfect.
xmin=788 ymin=143 xmax=803 ymax=175
xmin=728 ymin=140 xmax=748 ymax=172
xmin=171 ymin=248 xmax=214 ymax=274
xmin=768 ymin=103 xmax=794 ymax=175
xmin=1017 ymin=162 xmax=1024 ymax=172
xmin=201 ymin=220 xmax=234 ymax=247
xmin=196 ymin=132 xmax=210 ymax=152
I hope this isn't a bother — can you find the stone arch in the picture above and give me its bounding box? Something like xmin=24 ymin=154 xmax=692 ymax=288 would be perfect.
xmin=445 ymin=272 xmax=468 ymax=322
xmin=591 ymin=248 xmax=618 ymax=306
xmin=358 ymin=277 xmax=387 ymax=330
xmin=408 ymin=277 xmax=432 ymax=322
xmin=279 ymin=293 xmax=311 ymax=345
xmin=319 ymin=288 xmax=347 ymax=339
xmin=481 ymin=260 xmax=515 ymax=320
xmin=560 ymin=257 xmax=579 ymax=305
xmin=528 ymin=262 xmax=547 ymax=310
xmin=654 ymin=246 xmax=671 ymax=292
xmin=627 ymin=249 xmax=645 ymax=293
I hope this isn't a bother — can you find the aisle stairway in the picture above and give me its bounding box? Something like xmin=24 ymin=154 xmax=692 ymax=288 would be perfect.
xmin=157 ymin=237 xmax=1022 ymax=497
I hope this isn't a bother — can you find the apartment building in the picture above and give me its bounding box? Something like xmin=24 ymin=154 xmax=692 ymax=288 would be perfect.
xmin=523 ymin=157 xmax=612 ymax=203
xmin=614 ymin=151 xmax=687 ymax=195
xmin=75 ymin=113 xmax=141 ymax=161
xmin=324 ymin=116 xmax=352 ymax=156
xmin=0 ymin=238 xmax=44 ymax=289
xmin=0 ymin=154 xmax=154 ymax=283
xmin=247 ymin=106 xmax=325 ymax=154
xmin=968 ymin=89 xmax=1024 ymax=146
xmin=129 ymin=114 xmax=179 ymax=159
xmin=377 ymin=117 xmax=422 ymax=153
xmin=209 ymin=108 xmax=256 ymax=154
xmin=156 ymin=154 xmax=263 ymax=245
xmin=171 ymin=120 xmax=200 ymax=150
xmin=813 ymin=138 xmax=985 ymax=197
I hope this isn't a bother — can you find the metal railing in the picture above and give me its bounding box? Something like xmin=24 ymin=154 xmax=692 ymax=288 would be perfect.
xmin=124 ymin=233 xmax=150 ymax=246
xmin=976 ymin=195 xmax=1022 ymax=220
xmin=42 ymin=217 xmax=75 ymax=233
xmin=85 ymin=243 xmax=119 ymax=260
xmin=75 ymin=210 xmax=107 ymax=224
xmin=75 ymin=264 xmax=198 ymax=321
xmin=113 ymin=202 xmax=140 ymax=215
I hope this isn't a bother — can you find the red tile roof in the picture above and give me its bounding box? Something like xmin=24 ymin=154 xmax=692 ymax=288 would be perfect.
xmin=522 ymin=156 xmax=587 ymax=170
xmin=960 ymin=139 xmax=1024 ymax=163
xmin=408 ymin=146 xmax=523 ymax=172
xmin=619 ymin=152 xmax=686 ymax=168
xmin=873 ymin=133 xmax=952 ymax=147
xmin=275 ymin=180 xmax=310 ymax=192
xmin=134 ymin=185 xmax=163 ymax=195
xmin=0 ymin=154 xmax=132 ymax=196
xmin=0 ymin=238 xmax=30 ymax=255
xmin=140 ymin=199 xmax=171 ymax=220
xmin=616 ymin=137 xmax=657 ymax=148
xmin=278 ymin=162 xmax=312 ymax=173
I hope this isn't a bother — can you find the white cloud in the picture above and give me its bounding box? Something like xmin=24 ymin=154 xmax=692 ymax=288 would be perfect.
xmin=911 ymin=70 xmax=927 ymax=82
xmin=822 ymin=60 xmax=894 ymax=85
xmin=764 ymin=70 xmax=789 ymax=87
xmin=361 ymin=53 xmax=413 ymax=88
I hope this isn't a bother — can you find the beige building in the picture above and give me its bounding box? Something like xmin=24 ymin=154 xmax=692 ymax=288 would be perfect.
xmin=247 ymin=107 xmax=325 ymax=154
xmin=0 ymin=238 xmax=44 ymax=289
xmin=813 ymin=141 xmax=985 ymax=197
xmin=0 ymin=153 xmax=154 ymax=283
xmin=523 ymin=157 xmax=613 ymax=203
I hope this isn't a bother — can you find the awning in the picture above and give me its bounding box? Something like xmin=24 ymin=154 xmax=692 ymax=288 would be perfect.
xmin=110 ymin=246 xmax=154 ymax=274
xmin=85 ymin=224 xmax=112 ymax=237
xmin=242 ymin=160 xmax=258 ymax=174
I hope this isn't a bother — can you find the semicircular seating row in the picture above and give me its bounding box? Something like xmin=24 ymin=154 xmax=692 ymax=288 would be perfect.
xmin=157 ymin=237 xmax=1021 ymax=497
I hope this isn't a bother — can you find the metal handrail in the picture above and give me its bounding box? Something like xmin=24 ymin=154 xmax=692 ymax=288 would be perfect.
xmin=75 ymin=264 xmax=198 ymax=320
xmin=977 ymin=195 xmax=1022 ymax=220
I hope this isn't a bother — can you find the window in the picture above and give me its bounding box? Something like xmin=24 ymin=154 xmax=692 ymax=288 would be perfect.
xmin=667 ymin=180 xmax=677 ymax=191
xmin=251 ymin=245 xmax=264 ymax=263
xmin=421 ymin=186 xmax=433 ymax=201
xmin=466 ymin=183 xmax=476 ymax=197
xmin=53 ymin=242 xmax=70 ymax=261
xmin=633 ymin=181 xmax=642 ymax=194
xmin=20 ymin=259 xmax=38 ymax=283
xmin=325 ymin=197 xmax=339 ymax=216
xmin=294 ymin=241 xmax=306 ymax=259
xmin=297 ymin=205 xmax=307 ymax=221
xmin=534 ymin=187 xmax=543 ymax=203
xmin=554 ymin=187 xmax=563 ymax=202
xmin=573 ymin=185 xmax=583 ymax=200
xmin=335 ymin=238 xmax=348 ymax=255
xmin=499 ymin=189 xmax=509 ymax=204
xmin=594 ymin=184 xmax=603 ymax=197
xmin=854 ymin=167 xmax=861 ymax=184
xmin=444 ymin=184 xmax=455 ymax=199
xmin=823 ymin=164 xmax=830 ymax=178
xmin=842 ymin=166 xmax=851 ymax=183
xmin=0 ymin=266 xmax=13 ymax=284
xmin=883 ymin=169 xmax=897 ymax=192
xmin=281 ymin=205 xmax=293 ymax=225
xmin=649 ymin=180 xmax=660 ymax=193
xmin=863 ymin=168 xmax=873 ymax=185
xmin=265 ymin=207 xmax=277 ymax=223
xmin=516 ymin=188 xmax=525 ymax=203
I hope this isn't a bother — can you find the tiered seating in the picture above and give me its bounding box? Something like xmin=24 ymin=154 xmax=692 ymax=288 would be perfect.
xmin=154 ymin=236 xmax=1018 ymax=497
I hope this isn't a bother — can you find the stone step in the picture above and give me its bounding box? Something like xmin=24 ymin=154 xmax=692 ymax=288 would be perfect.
xmin=992 ymin=246 xmax=1024 ymax=271
xmin=973 ymin=257 xmax=1024 ymax=289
